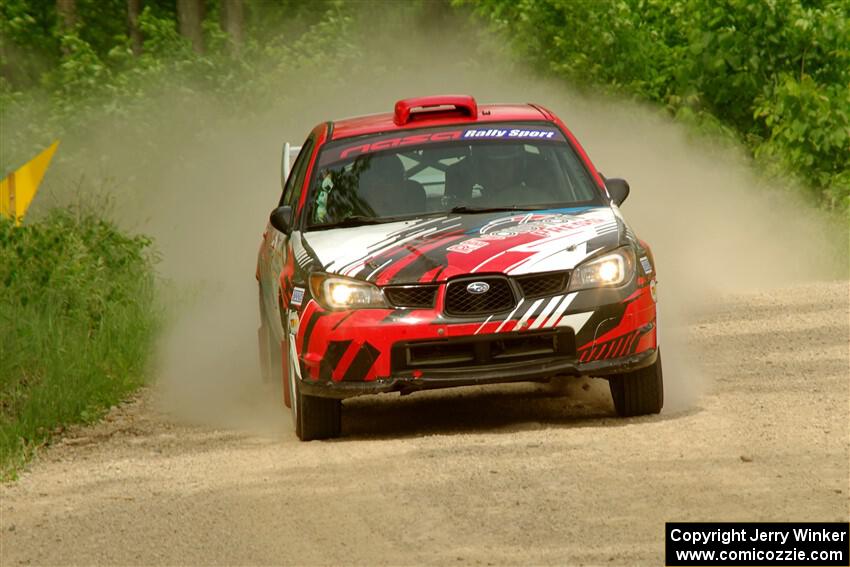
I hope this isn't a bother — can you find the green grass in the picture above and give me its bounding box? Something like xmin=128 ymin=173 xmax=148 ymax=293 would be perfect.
xmin=0 ymin=209 xmax=160 ymax=479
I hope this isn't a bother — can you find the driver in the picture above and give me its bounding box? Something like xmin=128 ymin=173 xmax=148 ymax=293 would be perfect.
xmin=357 ymin=153 xmax=406 ymax=216
xmin=474 ymin=143 xmax=527 ymax=205
xmin=474 ymin=143 xmax=554 ymax=206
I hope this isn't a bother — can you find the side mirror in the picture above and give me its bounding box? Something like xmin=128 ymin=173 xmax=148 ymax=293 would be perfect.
xmin=269 ymin=205 xmax=293 ymax=233
xmin=604 ymin=178 xmax=630 ymax=206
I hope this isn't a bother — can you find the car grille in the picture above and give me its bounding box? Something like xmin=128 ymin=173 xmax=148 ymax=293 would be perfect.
xmin=444 ymin=277 xmax=515 ymax=316
xmin=515 ymin=272 xmax=568 ymax=298
xmin=384 ymin=285 xmax=438 ymax=309
xmin=391 ymin=329 xmax=576 ymax=371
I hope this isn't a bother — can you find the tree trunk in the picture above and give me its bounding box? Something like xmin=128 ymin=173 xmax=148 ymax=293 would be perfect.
xmin=56 ymin=0 xmax=77 ymax=29
xmin=176 ymin=0 xmax=205 ymax=54
xmin=220 ymin=0 xmax=244 ymax=51
xmin=56 ymin=0 xmax=77 ymax=55
xmin=127 ymin=0 xmax=143 ymax=55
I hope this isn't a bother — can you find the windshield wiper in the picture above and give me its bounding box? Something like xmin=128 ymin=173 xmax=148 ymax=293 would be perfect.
xmin=309 ymin=215 xmax=409 ymax=231
xmin=449 ymin=205 xmax=547 ymax=214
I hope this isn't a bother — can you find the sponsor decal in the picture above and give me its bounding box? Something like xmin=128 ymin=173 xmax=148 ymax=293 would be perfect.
xmin=336 ymin=130 xmax=463 ymax=160
xmin=447 ymin=239 xmax=489 ymax=254
xmin=640 ymin=256 xmax=652 ymax=274
xmin=291 ymin=287 xmax=305 ymax=306
xmin=463 ymin=128 xmax=557 ymax=139
xmin=480 ymin=213 xmax=606 ymax=239
xmin=650 ymin=280 xmax=657 ymax=303
xmin=320 ymin=123 xmax=568 ymax=166
xmin=288 ymin=311 xmax=300 ymax=333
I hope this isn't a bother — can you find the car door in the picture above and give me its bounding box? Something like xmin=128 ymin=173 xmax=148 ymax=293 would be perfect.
xmin=262 ymin=136 xmax=315 ymax=341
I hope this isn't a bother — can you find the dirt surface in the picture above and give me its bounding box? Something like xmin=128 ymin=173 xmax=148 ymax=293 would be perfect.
xmin=2 ymin=281 xmax=848 ymax=566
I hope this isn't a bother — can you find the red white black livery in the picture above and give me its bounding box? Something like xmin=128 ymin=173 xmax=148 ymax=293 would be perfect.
xmin=257 ymin=95 xmax=663 ymax=440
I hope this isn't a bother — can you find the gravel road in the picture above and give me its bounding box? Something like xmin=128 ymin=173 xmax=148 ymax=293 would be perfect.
xmin=2 ymin=281 xmax=848 ymax=566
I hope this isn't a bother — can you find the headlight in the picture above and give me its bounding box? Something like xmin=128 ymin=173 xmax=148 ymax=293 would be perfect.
xmin=568 ymin=247 xmax=636 ymax=291
xmin=309 ymin=273 xmax=388 ymax=310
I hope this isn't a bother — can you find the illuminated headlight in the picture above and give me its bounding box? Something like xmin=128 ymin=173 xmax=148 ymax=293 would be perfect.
xmin=568 ymin=247 xmax=636 ymax=291
xmin=309 ymin=273 xmax=387 ymax=310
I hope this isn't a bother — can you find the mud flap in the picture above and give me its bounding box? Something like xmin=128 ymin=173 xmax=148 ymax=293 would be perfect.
xmin=258 ymin=325 xmax=271 ymax=383
xmin=282 ymin=338 xmax=292 ymax=408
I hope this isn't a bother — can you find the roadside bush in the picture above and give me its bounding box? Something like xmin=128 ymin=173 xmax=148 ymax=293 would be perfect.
xmin=0 ymin=210 xmax=160 ymax=479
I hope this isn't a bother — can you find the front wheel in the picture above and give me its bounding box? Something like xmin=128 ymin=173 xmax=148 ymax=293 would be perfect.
xmin=608 ymin=351 xmax=664 ymax=417
xmin=285 ymin=338 xmax=342 ymax=441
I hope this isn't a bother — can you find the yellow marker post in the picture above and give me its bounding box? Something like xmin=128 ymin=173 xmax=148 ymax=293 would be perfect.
xmin=1 ymin=141 xmax=60 ymax=226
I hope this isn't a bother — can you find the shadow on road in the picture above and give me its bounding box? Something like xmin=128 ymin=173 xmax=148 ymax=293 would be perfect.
xmin=339 ymin=377 xmax=700 ymax=439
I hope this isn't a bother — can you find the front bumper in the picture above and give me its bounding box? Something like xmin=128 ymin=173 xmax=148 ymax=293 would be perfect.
xmin=292 ymin=273 xmax=658 ymax=397
xmin=299 ymin=347 xmax=657 ymax=399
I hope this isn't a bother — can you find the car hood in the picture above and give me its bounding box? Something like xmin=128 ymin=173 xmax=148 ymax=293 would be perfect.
xmin=301 ymin=206 xmax=623 ymax=286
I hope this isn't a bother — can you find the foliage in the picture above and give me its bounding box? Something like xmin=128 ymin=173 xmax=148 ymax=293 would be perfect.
xmin=0 ymin=0 xmax=362 ymax=170
xmin=0 ymin=209 xmax=160 ymax=479
xmin=461 ymin=0 xmax=850 ymax=211
xmin=3 ymin=0 xmax=847 ymax=211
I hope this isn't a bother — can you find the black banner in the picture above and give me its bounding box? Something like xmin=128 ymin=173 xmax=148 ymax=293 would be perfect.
xmin=666 ymin=522 xmax=849 ymax=566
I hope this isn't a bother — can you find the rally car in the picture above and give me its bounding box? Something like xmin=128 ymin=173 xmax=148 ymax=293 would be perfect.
xmin=257 ymin=95 xmax=662 ymax=440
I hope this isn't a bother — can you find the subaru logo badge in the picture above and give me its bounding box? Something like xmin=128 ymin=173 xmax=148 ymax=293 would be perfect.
xmin=466 ymin=281 xmax=490 ymax=294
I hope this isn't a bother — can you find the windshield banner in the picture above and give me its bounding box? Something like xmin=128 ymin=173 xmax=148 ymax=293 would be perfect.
xmin=320 ymin=123 xmax=566 ymax=166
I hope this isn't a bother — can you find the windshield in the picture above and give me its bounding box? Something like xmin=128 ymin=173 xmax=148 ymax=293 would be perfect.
xmin=306 ymin=122 xmax=603 ymax=229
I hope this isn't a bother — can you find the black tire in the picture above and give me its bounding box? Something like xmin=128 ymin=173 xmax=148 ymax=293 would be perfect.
xmin=608 ymin=350 xmax=664 ymax=417
xmin=286 ymin=338 xmax=342 ymax=441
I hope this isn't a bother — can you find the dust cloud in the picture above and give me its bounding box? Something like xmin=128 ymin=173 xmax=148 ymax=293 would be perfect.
xmin=30 ymin=16 xmax=847 ymax=431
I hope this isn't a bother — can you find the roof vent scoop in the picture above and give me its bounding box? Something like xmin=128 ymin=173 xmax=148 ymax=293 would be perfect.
xmin=393 ymin=95 xmax=478 ymax=126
